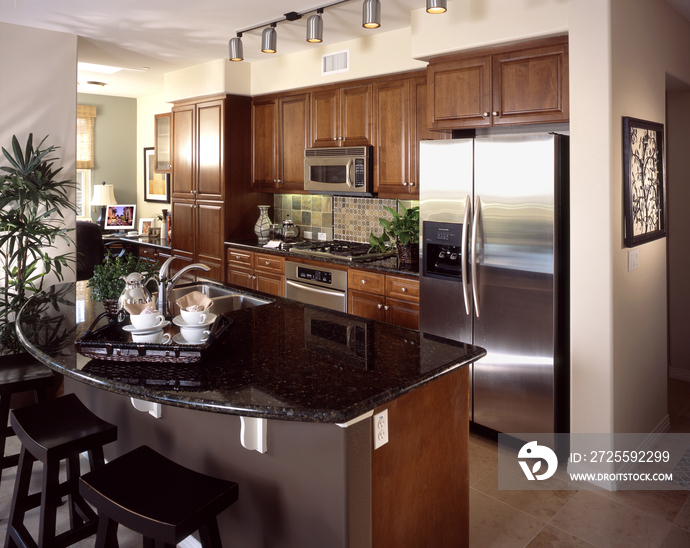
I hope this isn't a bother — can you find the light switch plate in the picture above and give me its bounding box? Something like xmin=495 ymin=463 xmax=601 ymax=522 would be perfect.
xmin=304 ymin=231 xmax=312 ymax=240
xmin=318 ymin=232 xmax=327 ymax=241
xmin=373 ymin=409 xmax=388 ymax=449
xmin=628 ymin=249 xmax=639 ymax=271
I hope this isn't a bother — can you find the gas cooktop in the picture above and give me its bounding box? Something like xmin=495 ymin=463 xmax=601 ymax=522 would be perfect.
xmin=289 ymin=240 xmax=395 ymax=262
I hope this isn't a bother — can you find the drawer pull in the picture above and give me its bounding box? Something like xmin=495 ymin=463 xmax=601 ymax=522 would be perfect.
xmin=265 ymin=261 xmax=270 ymax=266
xmin=401 ymin=287 xmax=407 ymax=292
xmin=361 ymin=279 xmax=366 ymax=284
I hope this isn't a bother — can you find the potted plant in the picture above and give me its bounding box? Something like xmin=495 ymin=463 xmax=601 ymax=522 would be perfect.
xmin=87 ymin=252 xmax=158 ymax=315
xmin=0 ymin=134 xmax=77 ymax=355
xmin=368 ymin=201 xmax=420 ymax=265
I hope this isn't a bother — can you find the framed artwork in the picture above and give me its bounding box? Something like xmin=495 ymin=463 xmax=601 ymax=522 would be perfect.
xmin=139 ymin=217 xmax=154 ymax=235
xmin=144 ymin=147 xmax=170 ymax=203
xmin=623 ymin=117 xmax=666 ymax=248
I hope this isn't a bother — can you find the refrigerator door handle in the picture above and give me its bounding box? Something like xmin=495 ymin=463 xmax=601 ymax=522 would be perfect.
xmin=471 ymin=195 xmax=481 ymax=317
xmin=461 ymin=195 xmax=471 ymax=315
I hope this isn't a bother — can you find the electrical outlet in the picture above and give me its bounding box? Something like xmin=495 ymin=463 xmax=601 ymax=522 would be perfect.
xmin=628 ymin=249 xmax=639 ymax=271
xmin=304 ymin=231 xmax=312 ymax=240
xmin=318 ymin=232 xmax=327 ymax=241
xmin=373 ymin=409 xmax=388 ymax=449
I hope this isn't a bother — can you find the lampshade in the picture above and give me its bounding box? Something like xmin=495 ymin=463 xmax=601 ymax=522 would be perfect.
xmin=306 ymin=11 xmax=323 ymax=43
xmin=362 ymin=0 xmax=381 ymax=29
xmin=229 ymin=35 xmax=243 ymax=61
xmin=426 ymin=0 xmax=447 ymax=14
xmin=262 ymin=24 xmax=277 ymax=53
xmin=92 ymin=182 xmax=116 ymax=206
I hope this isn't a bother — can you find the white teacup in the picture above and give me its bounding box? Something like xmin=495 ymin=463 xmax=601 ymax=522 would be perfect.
xmin=179 ymin=326 xmax=211 ymax=344
xmin=129 ymin=312 xmax=165 ymax=330
xmin=132 ymin=329 xmax=171 ymax=344
xmin=180 ymin=309 xmax=207 ymax=325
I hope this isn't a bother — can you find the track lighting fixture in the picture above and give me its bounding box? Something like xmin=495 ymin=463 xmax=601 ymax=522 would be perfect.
xmin=229 ymin=33 xmax=243 ymax=62
xmin=261 ymin=23 xmax=277 ymax=54
xmin=362 ymin=0 xmax=381 ymax=29
xmin=426 ymin=0 xmax=447 ymax=14
xmin=306 ymin=9 xmax=324 ymax=43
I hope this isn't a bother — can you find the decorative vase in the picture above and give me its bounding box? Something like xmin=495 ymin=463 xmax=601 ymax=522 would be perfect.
xmin=254 ymin=205 xmax=272 ymax=243
xmin=396 ymin=242 xmax=419 ymax=266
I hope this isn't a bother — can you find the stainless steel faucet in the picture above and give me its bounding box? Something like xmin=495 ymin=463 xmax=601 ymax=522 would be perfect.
xmin=157 ymin=256 xmax=211 ymax=318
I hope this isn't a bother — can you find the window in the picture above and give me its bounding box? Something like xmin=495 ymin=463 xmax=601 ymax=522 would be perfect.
xmin=76 ymin=169 xmax=91 ymax=216
xmin=77 ymin=105 xmax=96 ymax=217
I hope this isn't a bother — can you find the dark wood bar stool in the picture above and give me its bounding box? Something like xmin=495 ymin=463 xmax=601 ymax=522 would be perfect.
xmin=4 ymin=393 xmax=118 ymax=548
xmin=0 ymin=353 xmax=55 ymax=489
xmin=79 ymin=445 xmax=239 ymax=548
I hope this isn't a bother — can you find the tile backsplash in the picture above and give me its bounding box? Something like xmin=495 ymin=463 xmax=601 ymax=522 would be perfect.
xmin=272 ymin=194 xmax=418 ymax=242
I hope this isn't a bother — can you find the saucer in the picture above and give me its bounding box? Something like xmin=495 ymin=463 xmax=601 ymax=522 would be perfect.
xmin=172 ymin=333 xmax=199 ymax=345
xmin=122 ymin=321 xmax=170 ymax=334
xmin=172 ymin=313 xmax=216 ymax=328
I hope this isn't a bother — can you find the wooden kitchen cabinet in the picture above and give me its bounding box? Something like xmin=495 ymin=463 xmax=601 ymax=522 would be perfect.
xmin=348 ymin=270 xmax=419 ymax=329
xmin=311 ymin=84 xmax=372 ymax=148
xmin=226 ymin=248 xmax=285 ymax=297
xmin=154 ymin=113 xmax=172 ymax=173
xmin=428 ymin=36 xmax=569 ymax=129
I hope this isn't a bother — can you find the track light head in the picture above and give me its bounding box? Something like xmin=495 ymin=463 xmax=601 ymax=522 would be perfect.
xmin=426 ymin=0 xmax=447 ymax=14
xmin=362 ymin=0 xmax=381 ymax=29
xmin=306 ymin=10 xmax=323 ymax=43
xmin=261 ymin=23 xmax=277 ymax=54
xmin=229 ymin=33 xmax=243 ymax=62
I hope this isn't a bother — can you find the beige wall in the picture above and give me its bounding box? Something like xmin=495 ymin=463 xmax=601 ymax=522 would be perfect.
xmin=666 ymin=92 xmax=690 ymax=381
xmin=0 ymin=22 xmax=78 ymax=284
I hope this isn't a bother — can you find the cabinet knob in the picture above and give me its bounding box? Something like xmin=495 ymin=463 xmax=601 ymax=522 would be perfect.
xmin=401 ymin=287 xmax=407 ymax=292
xmin=377 ymin=304 xmax=382 ymax=309
xmin=384 ymin=305 xmax=389 ymax=311
xmin=333 ymin=137 xmax=338 ymax=141
xmin=361 ymin=279 xmax=366 ymax=284
xmin=265 ymin=261 xmax=270 ymax=265
xmin=276 ymin=179 xmax=281 ymax=184
xmin=492 ymin=111 xmax=499 ymax=116
xmin=483 ymin=112 xmax=489 ymax=117
xmin=252 ymin=276 xmax=257 ymax=280
xmin=409 ymin=182 xmax=415 ymax=187
xmin=402 ymin=182 xmax=408 ymax=187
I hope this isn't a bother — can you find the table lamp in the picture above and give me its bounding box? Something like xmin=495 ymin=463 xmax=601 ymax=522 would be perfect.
xmin=91 ymin=181 xmax=116 ymax=230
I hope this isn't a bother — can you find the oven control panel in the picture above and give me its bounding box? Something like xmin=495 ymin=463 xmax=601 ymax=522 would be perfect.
xmin=297 ymin=266 xmax=332 ymax=285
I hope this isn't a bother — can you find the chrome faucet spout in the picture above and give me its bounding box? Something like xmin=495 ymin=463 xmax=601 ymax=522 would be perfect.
xmin=156 ymin=257 xmax=211 ymax=318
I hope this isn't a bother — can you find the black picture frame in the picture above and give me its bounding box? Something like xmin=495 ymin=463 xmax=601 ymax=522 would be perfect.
xmin=144 ymin=147 xmax=170 ymax=203
xmin=623 ymin=117 xmax=666 ymax=248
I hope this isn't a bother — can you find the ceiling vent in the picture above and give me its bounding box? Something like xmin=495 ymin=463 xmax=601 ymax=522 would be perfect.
xmin=322 ymin=49 xmax=350 ymax=76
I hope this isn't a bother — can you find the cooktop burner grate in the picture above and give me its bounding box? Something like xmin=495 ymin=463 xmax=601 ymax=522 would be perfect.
xmin=290 ymin=240 xmax=395 ymax=261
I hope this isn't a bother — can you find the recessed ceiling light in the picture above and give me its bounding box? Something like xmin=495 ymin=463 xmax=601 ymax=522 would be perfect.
xmin=78 ymin=81 xmax=107 ymax=88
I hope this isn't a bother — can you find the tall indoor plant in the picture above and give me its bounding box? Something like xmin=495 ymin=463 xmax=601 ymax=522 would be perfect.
xmin=0 ymin=134 xmax=77 ymax=354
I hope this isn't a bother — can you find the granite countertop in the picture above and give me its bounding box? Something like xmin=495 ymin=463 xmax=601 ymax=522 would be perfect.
xmin=226 ymin=239 xmax=420 ymax=277
xmin=107 ymin=233 xmax=171 ymax=250
xmin=17 ymin=282 xmax=484 ymax=424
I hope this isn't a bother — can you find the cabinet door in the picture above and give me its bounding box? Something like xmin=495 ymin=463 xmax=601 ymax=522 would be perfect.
xmin=255 ymin=271 xmax=285 ymax=297
xmin=373 ymin=80 xmax=410 ymax=197
xmin=428 ymin=55 xmax=492 ymax=130
xmin=311 ymin=89 xmax=339 ymax=148
xmin=348 ymin=289 xmax=385 ymax=321
xmin=340 ymin=84 xmax=372 ymax=146
xmin=171 ymin=105 xmax=195 ymax=198
xmin=492 ymin=41 xmax=569 ymax=126
xmin=385 ymin=297 xmax=419 ymax=330
xmin=278 ymin=94 xmax=310 ymax=191
xmin=196 ymin=200 xmax=224 ymax=281
xmin=171 ymin=199 xmax=195 ymax=258
xmin=154 ymin=113 xmax=172 ymax=173
xmin=197 ymin=100 xmax=224 ymax=200
xmin=252 ymin=99 xmax=278 ymax=188
xmin=227 ymin=266 xmax=255 ymax=290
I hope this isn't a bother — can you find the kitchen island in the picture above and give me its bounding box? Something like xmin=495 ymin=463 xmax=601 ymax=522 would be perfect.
xmin=17 ymin=282 xmax=485 ymax=548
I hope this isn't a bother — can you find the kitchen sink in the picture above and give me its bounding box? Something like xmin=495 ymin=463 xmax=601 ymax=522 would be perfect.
xmin=167 ymin=283 xmax=271 ymax=317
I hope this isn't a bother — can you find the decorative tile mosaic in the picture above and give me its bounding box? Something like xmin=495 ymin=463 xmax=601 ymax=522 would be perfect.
xmin=273 ymin=194 xmax=418 ymax=242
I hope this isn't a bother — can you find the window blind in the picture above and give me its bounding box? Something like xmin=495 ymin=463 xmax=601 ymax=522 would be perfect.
xmin=76 ymin=105 xmax=96 ymax=169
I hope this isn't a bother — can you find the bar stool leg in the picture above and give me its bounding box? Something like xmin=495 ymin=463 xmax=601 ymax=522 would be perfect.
xmin=95 ymin=515 xmax=119 ymax=548
xmin=5 ymin=447 xmax=37 ymax=548
xmin=38 ymin=456 xmax=61 ymax=548
xmin=199 ymin=518 xmax=223 ymax=548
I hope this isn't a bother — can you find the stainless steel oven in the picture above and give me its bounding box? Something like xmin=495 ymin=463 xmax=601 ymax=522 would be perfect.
xmin=285 ymin=261 xmax=348 ymax=312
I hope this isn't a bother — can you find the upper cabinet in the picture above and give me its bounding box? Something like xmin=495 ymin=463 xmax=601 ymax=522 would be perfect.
xmin=428 ymin=36 xmax=569 ymax=130
xmin=311 ymin=84 xmax=372 ymax=147
xmin=154 ymin=113 xmax=172 ymax=173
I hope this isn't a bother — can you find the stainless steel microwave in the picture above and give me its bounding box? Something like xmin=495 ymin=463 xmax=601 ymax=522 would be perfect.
xmin=304 ymin=146 xmax=373 ymax=196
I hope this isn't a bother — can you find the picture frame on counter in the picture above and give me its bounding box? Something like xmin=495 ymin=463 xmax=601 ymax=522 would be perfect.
xmin=139 ymin=217 xmax=154 ymax=235
xmin=622 ymin=116 xmax=666 ymax=248
xmin=144 ymin=147 xmax=170 ymax=203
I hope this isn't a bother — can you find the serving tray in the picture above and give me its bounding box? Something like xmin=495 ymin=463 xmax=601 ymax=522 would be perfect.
xmin=74 ymin=312 xmax=233 ymax=363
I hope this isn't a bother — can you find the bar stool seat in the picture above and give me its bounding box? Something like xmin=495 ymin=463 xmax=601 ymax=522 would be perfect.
xmin=5 ymin=393 xmax=118 ymax=548
xmin=80 ymin=445 xmax=239 ymax=548
xmin=0 ymin=353 xmax=55 ymax=487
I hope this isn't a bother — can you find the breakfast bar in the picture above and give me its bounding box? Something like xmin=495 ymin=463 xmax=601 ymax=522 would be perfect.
xmin=17 ymin=282 xmax=485 ymax=548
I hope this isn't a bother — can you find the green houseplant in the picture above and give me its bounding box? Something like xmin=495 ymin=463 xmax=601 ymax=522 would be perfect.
xmin=0 ymin=134 xmax=77 ymax=355
xmin=368 ymin=201 xmax=420 ymax=264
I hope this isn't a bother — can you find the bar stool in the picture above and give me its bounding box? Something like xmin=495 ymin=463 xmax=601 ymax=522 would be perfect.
xmin=0 ymin=353 xmax=55 ymax=489
xmin=80 ymin=445 xmax=239 ymax=548
xmin=4 ymin=393 xmax=118 ymax=548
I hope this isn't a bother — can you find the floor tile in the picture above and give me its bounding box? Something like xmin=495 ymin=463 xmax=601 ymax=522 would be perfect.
xmin=525 ymin=524 xmax=598 ymax=548
xmin=659 ymin=526 xmax=690 ymax=548
xmin=469 ymin=442 xmax=499 ymax=486
xmin=473 ymin=467 xmax=577 ymax=522
xmin=470 ymin=488 xmax=546 ymax=548
xmin=550 ymin=490 xmax=671 ymax=548
xmin=590 ymin=489 xmax=687 ymax=523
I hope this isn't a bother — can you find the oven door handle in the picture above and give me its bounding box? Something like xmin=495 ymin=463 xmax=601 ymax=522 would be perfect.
xmin=286 ymin=280 xmax=344 ymax=299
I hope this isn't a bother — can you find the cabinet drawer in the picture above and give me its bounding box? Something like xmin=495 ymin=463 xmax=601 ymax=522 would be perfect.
xmin=137 ymin=246 xmax=157 ymax=261
xmin=386 ymin=276 xmax=419 ymax=302
xmin=348 ymin=269 xmax=385 ymax=295
xmin=254 ymin=253 xmax=285 ymax=274
xmin=226 ymin=248 xmax=253 ymax=268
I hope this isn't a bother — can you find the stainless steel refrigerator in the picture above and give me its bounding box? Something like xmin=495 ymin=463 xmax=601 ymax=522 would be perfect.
xmin=419 ymin=134 xmax=569 ymax=436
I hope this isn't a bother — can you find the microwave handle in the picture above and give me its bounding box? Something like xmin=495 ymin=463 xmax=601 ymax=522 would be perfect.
xmin=345 ymin=159 xmax=354 ymax=188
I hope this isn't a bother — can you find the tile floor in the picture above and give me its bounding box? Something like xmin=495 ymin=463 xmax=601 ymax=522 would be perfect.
xmin=1 ymin=379 xmax=689 ymax=548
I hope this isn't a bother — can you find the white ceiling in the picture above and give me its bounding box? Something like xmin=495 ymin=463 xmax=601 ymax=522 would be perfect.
xmin=1 ymin=0 xmax=689 ymax=98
